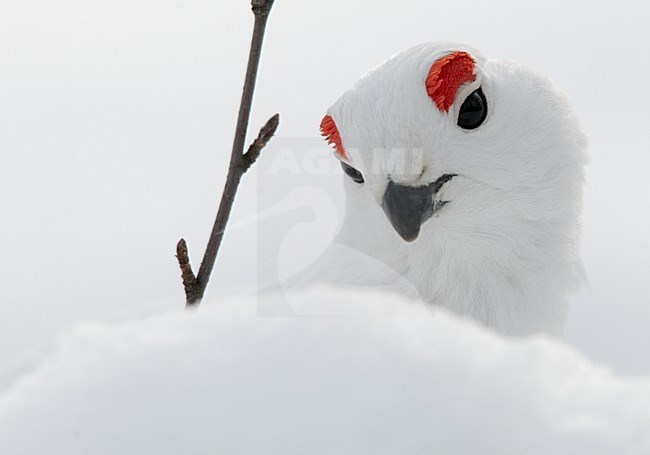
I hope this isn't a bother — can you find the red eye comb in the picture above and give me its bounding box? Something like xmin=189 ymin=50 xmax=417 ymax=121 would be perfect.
xmin=320 ymin=114 xmax=348 ymax=160
xmin=426 ymin=51 xmax=476 ymax=112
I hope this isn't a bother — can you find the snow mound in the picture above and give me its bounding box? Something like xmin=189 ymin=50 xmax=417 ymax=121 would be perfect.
xmin=1 ymin=287 xmax=649 ymax=454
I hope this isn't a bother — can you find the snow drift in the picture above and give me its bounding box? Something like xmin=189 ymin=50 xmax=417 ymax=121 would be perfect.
xmin=1 ymin=287 xmax=649 ymax=454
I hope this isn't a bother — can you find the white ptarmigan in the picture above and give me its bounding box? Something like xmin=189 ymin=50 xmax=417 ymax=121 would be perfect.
xmin=289 ymin=42 xmax=586 ymax=336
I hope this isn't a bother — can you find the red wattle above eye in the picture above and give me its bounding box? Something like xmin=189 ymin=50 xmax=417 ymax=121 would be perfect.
xmin=320 ymin=114 xmax=348 ymax=160
xmin=426 ymin=51 xmax=476 ymax=113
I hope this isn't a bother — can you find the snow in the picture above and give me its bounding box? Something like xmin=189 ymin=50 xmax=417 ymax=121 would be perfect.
xmin=2 ymin=287 xmax=650 ymax=454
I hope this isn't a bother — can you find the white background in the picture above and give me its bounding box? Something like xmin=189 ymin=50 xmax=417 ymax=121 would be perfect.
xmin=1 ymin=0 xmax=649 ymax=375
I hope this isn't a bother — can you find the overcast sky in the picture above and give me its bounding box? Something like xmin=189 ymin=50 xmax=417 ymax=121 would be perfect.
xmin=1 ymin=0 xmax=649 ymax=375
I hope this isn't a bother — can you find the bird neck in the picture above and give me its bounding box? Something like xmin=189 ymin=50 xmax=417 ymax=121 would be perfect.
xmin=335 ymin=187 xmax=582 ymax=336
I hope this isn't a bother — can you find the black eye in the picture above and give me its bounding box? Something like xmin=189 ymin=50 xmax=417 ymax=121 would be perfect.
xmin=457 ymin=88 xmax=488 ymax=130
xmin=341 ymin=161 xmax=364 ymax=184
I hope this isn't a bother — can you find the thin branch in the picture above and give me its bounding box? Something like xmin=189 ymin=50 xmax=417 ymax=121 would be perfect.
xmin=176 ymin=239 xmax=200 ymax=304
xmin=243 ymin=113 xmax=279 ymax=171
xmin=176 ymin=0 xmax=278 ymax=306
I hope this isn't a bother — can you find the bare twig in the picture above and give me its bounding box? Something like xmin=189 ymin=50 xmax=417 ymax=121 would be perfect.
xmin=177 ymin=0 xmax=278 ymax=306
xmin=175 ymin=239 xmax=200 ymax=303
xmin=243 ymin=113 xmax=279 ymax=171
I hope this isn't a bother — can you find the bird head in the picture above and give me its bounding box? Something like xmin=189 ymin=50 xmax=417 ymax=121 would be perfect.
xmin=320 ymin=42 xmax=586 ymax=246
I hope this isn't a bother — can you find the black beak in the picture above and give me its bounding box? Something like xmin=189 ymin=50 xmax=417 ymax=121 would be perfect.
xmin=381 ymin=174 xmax=455 ymax=242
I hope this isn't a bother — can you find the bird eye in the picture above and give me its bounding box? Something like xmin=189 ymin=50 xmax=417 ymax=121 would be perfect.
xmin=457 ymin=88 xmax=487 ymax=130
xmin=341 ymin=162 xmax=364 ymax=184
